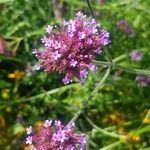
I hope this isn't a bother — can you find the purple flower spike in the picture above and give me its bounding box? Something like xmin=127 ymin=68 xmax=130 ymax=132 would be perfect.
xmin=33 ymin=11 xmax=110 ymax=84
xmin=25 ymin=119 xmax=87 ymax=150
xmin=130 ymin=50 xmax=143 ymax=61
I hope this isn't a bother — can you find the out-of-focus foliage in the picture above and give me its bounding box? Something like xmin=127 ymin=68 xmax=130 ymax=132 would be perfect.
xmin=0 ymin=0 xmax=150 ymax=149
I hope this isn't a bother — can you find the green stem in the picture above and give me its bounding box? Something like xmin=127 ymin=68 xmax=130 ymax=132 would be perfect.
xmin=113 ymin=54 xmax=127 ymax=63
xmin=86 ymin=0 xmax=96 ymax=19
xmin=68 ymin=67 xmax=110 ymax=124
xmin=99 ymin=140 xmax=124 ymax=150
xmin=85 ymin=115 xmax=125 ymax=139
xmin=105 ymin=47 xmax=113 ymax=64
xmin=0 ymin=83 xmax=79 ymax=110
xmin=93 ymin=60 xmax=150 ymax=76
xmin=139 ymin=147 xmax=150 ymax=150
xmin=129 ymin=125 xmax=150 ymax=136
xmin=142 ymin=109 xmax=150 ymax=125
xmin=0 ymin=55 xmax=23 ymax=63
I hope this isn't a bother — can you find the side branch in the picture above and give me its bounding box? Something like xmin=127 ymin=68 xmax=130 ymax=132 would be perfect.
xmin=93 ymin=60 xmax=150 ymax=76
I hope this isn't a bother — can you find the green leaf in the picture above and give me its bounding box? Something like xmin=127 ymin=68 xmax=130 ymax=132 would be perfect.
xmin=11 ymin=123 xmax=24 ymax=135
xmin=0 ymin=0 xmax=14 ymax=3
xmin=0 ymin=80 xmax=10 ymax=88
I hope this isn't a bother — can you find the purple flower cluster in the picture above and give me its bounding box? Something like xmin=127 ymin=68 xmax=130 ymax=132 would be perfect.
xmin=136 ymin=75 xmax=150 ymax=87
xmin=33 ymin=12 xmax=110 ymax=84
xmin=25 ymin=120 xmax=86 ymax=150
xmin=129 ymin=50 xmax=143 ymax=61
xmin=116 ymin=20 xmax=134 ymax=36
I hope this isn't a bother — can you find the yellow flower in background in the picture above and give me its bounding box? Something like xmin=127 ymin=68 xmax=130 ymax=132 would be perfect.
xmin=0 ymin=115 xmax=5 ymax=128
xmin=1 ymin=89 xmax=9 ymax=99
xmin=109 ymin=112 xmax=125 ymax=124
xmin=118 ymin=127 xmax=127 ymax=135
xmin=8 ymin=70 xmax=24 ymax=80
xmin=24 ymin=144 xmax=35 ymax=150
xmin=132 ymin=135 xmax=141 ymax=142
xmin=35 ymin=121 xmax=44 ymax=130
xmin=143 ymin=118 xmax=150 ymax=124
xmin=5 ymin=107 xmax=12 ymax=113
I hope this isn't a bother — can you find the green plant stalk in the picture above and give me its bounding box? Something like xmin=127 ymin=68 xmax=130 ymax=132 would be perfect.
xmin=0 ymin=55 xmax=23 ymax=63
xmin=138 ymin=109 xmax=150 ymax=128
xmin=99 ymin=140 xmax=124 ymax=150
xmin=129 ymin=125 xmax=150 ymax=136
xmin=86 ymin=0 xmax=96 ymax=19
xmin=113 ymin=54 xmax=127 ymax=63
xmin=0 ymin=83 xmax=79 ymax=110
xmin=89 ymin=140 xmax=97 ymax=148
xmin=142 ymin=109 xmax=150 ymax=124
xmin=93 ymin=60 xmax=150 ymax=76
xmin=85 ymin=115 xmax=125 ymax=139
xmin=68 ymin=67 xmax=110 ymax=124
xmin=139 ymin=147 xmax=150 ymax=150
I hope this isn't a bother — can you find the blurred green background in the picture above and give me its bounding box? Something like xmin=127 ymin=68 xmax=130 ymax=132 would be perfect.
xmin=0 ymin=0 xmax=150 ymax=149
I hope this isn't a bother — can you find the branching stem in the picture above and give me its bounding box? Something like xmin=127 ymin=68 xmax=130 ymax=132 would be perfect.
xmin=94 ymin=60 xmax=150 ymax=76
xmin=68 ymin=67 xmax=110 ymax=124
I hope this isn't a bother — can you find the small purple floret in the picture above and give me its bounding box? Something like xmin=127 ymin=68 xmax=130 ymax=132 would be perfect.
xmin=80 ymin=69 xmax=88 ymax=78
xmin=52 ymin=51 xmax=61 ymax=60
xmin=45 ymin=25 xmax=53 ymax=34
xmin=89 ymin=64 xmax=97 ymax=72
xmin=26 ymin=136 xmax=32 ymax=145
xmin=44 ymin=120 xmax=52 ymax=128
xmin=95 ymin=47 xmax=102 ymax=54
xmin=62 ymin=76 xmax=72 ymax=84
xmin=26 ymin=126 xmax=32 ymax=135
xmin=70 ymin=59 xmax=78 ymax=67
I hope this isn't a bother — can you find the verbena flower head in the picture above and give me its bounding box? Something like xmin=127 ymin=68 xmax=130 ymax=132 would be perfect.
xmin=136 ymin=75 xmax=150 ymax=87
xmin=33 ymin=12 xmax=110 ymax=84
xmin=129 ymin=50 xmax=143 ymax=61
xmin=25 ymin=120 xmax=87 ymax=150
